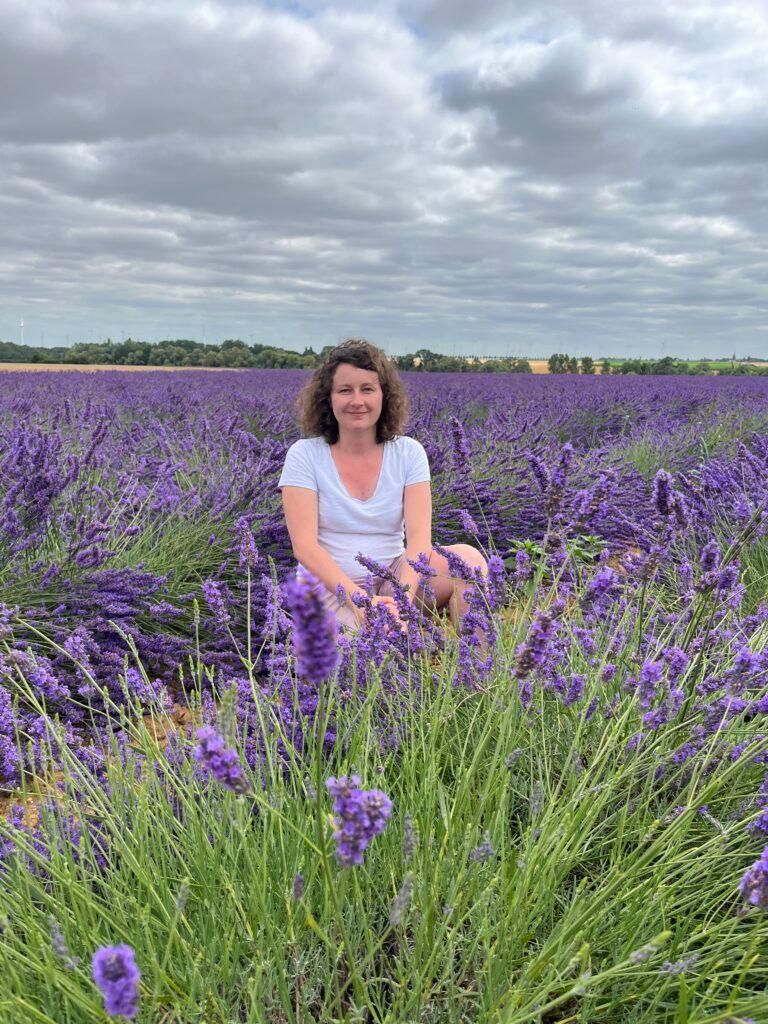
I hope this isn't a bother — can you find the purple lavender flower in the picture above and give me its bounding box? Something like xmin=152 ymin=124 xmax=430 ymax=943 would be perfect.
xmin=526 ymin=450 xmax=551 ymax=495
xmin=235 ymin=516 xmax=260 ymax=569
xmin=193 ymin=726 xmax=251 ymax=795
xmin=326 ymin=775 xmax=392 ymax=867
xmin=662 ymin=647 xmax=690 ymax=682
xmin=485 ymin=554 xmax=506 ymax=610
xmin=450 ymin=417 xmax=472 ymax=470
xmin=92 ymin=944 xmax=140 ymax=1019
xmin=283 ymin=574 xmax=339 ymax=684
xmin=653 ymin=469 xmax=674 ymax=517
xmin=459 ymin=509 xmax=479 ymax=535
xmin=634 ymin=659 xmax=664 ymax=709
xmin=581 ymin=566 xmax=618 ymax=608
xmin=513 ymin=549 xmax=533 ymax=585
xmin=740 ymin=847 xmax=768 ymax=910
xmin=514 ymin=609 xmax=559 ymax=681
xmin=700 ymin=538 xmax=721 ymax=574
xmin=201 ymin=579 xmax=230 ymax=627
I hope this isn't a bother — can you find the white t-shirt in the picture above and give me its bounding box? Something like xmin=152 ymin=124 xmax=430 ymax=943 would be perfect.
xmin=278 ymin=435 xmax=431 ymax=583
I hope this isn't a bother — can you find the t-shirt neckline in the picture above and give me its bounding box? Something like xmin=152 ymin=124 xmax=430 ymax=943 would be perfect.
xmin=327 ymin=440 xmax=387 ymax=504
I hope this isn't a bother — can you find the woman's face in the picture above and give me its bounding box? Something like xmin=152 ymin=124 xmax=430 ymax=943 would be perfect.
xmin=330 ymin=363 xmax=383 ymax=434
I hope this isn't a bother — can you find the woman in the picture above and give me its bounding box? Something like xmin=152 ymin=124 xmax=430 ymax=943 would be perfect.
xmin=278 ymin=338 xmax=488 ymax=630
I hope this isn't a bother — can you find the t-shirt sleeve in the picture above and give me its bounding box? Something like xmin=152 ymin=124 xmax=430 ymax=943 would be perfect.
xmin=278 ymin=441 xmax=318 ymax=491
xmin=403 ymin=437 xmax=431 ymax=485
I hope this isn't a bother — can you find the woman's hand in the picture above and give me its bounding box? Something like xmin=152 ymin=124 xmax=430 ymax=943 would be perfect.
xmin=351 ymin=594 xmax=405 ymax=630
xmin=371 ymin=595 xmax=401 ymax=619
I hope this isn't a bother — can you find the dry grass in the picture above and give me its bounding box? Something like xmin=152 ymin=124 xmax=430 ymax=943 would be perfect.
xmin=0 ymin=363 xmax=233 ymax=373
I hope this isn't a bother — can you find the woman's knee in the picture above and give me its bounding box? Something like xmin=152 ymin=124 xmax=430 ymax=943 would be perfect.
xmin=441 ymin=543 xmax=487 ymax=573
xmin=425 ymin=544 xmax=487 ymax=609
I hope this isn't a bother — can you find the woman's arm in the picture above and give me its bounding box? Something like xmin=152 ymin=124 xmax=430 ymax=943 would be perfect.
xmin=281 ymin=486 xmax=365 ymax=600
xmin=401 ymin=480 xmax=432 ymax=600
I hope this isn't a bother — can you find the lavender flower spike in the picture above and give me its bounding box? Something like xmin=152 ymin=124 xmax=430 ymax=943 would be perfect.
xmin=740 ymin=847 xmax=768 ymax=910
xmin=283 ymin=573 xmax=340 ymax=684
xmin=201 ymin=579 xmax=230 ymax=627
xmin=92 ymin=944 xmax=140 ymax=1019
xmin=326 ymin=775 xmax=392 ymax=867
xmin=194 ymin=726 xmax=251 ymax=795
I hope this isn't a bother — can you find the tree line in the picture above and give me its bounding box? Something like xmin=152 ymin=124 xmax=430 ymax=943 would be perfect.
xmin=1 ymin=338 xmax=766 ymax=375
xmin=0 ymin=338 xmax=534 ymax=373
xmin=601 ymin=356 xmax=768 ymax=376
xmin=548 ymin=353 xmax=768 ymax=376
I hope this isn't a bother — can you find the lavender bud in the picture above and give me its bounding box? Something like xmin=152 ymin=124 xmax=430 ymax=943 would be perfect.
xmin=50 ymin=917 xmax=79 ymax=969
xmin=629 ymin=940 xmax=660 ymax=964
xmin=174 ymin=882 xmax=189 ymax=914
xmin=293 ymin=873 xmax=304 ymax=902
xmin=389 ymin=873 xmax=413 ymax=927
xmin=469 ymin=832 xmax=496 ymax=864
xmin=402 ymin=813 xmax=416 ymax=863
xmin=530 ymin=780 xmax=543 ymax=819
xmin=659 ymin=954 xmax=699 ymax=975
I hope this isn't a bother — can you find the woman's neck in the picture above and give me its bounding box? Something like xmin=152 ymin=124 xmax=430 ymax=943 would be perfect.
xmin=333 ymin=428 xmax=380 ymax=455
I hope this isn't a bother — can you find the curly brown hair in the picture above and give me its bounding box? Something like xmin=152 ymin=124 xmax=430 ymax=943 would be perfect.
xmin=297 ymin=338 xmax=409 ymax=444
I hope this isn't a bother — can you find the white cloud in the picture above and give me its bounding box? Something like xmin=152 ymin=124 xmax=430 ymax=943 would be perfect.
xmin=0 ymin=0 xmax=766 ymax=356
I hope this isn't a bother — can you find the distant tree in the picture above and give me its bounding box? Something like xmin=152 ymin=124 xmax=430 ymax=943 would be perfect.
xmin=548 ymin=353 xmax=571 ymax=374
xmin=650 ymin=356 xmax=679 ymax=375
xmin=719 ymin=363 xmax=752 ymax=376
xmin=485 ymin=357 xmax=532 ymax=373
xmin=149 ymin=344 xmax=188 ymax=366
xmin=580 ymin=356 xmax=595 ymax=374
xmin=508 ymin=358 xmax=532 ymax=373
xmin=394 ymin=353 xmax=417 ymax=370
xmin=616 ymin=358 xmax=655 ymax=374
xmin=684 ymin=361 xmax=712 ymax=375
xmin=222 ymin=347 xmax=256 ymax=368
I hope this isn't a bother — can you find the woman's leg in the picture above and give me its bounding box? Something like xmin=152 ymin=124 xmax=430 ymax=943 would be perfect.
xmin=315 ymin=582 xmax=360 ymax=632
xmin=427 ymin=544 xmax=488 ymax=627
xmin=393 ymin=544 xmax=488 ymax=629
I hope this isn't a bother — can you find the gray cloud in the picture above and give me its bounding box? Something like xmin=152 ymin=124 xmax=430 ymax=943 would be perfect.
xmin=0 ymin=0 xmax=766 ymax=357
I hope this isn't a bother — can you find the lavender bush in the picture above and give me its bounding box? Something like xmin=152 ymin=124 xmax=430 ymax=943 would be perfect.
xmin=0 ymin=369 xmax=768 ymax=1021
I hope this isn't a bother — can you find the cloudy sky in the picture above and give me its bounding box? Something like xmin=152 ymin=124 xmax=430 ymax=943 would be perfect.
xmin=1 ymin=0 xmax=767 ymax=357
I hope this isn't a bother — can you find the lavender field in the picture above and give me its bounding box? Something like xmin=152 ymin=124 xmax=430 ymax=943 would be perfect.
xmin=1 ymin=369 xmax=768 ymax=1023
